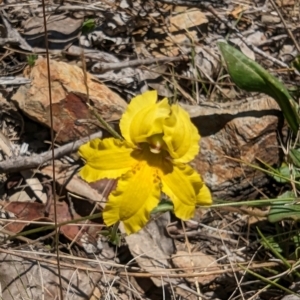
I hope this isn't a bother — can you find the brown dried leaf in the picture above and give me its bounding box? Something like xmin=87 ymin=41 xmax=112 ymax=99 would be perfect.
xmin=168 ymin=9 xmax=208 ymax=33
xmin=1 ymin=198 xmax=100 ymax=247
xmin=48 ymin=200 xmax=87 ymax=245
xmin=1 ymin=201 xmax=45 ymax=233
xmin=172 ymin=250 xmax=221 ymax=285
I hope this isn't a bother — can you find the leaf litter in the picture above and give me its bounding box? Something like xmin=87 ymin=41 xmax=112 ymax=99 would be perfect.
xmin=0 ymin=0 xmax=298 ymax=299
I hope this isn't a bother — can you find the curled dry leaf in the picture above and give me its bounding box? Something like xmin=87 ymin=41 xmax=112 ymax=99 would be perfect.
xmin=41 ymin=163 xmax=111 ymax=210
xmin=22 ymin=14 xmax=83 ymax=51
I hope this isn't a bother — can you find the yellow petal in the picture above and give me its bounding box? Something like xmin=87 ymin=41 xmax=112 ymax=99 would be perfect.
xmin=103 ymin=162 xmax=161 ymax=234
xmin=78 ymin=138 xmax=137 ymax=182
xmin=120 ymin=90 xmax=157 ymax=144
xmin=161 ymin=163 xmax=204 ymax=220
xmin=130 ymin=98 xmax=171 ymax=145
xmin=163 ymin=104 xmax=200 ymax=163
xmin=120 ymin=91 xmax=170 ymax=145
xmin=196 ymin=183 xmax=212 ymax=206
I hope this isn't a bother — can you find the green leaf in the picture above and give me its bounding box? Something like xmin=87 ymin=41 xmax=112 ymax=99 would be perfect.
xmin=82 ymin=18 xmax=96 ymax=34
xmin=101 ymin=222 xmax=121 ymax=246
xmin=268 ymin=191 xmax=300 ymax=222
xmin=289 ymin=149 xmax=300 ymax=168
xmin=27 ymin=54 xmax=38 ymax=67
xmin=218 ymin=42 xmax=300 ymax=135
xmin=151 ymin=199 xmax=174 ymax=214
xmin=268 ymin=201 xmax=300 ymax=223
xmin=273 ymin=162 xmax=300 ymax=184
xmin=273 ymin=163 xmax=291 ymax=183
xmin=291 ymin=55 xmax=300 ymax=73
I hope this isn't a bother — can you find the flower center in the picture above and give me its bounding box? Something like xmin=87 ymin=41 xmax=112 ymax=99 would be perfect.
xmin=147 ymin=134 xmax=165 ymax=154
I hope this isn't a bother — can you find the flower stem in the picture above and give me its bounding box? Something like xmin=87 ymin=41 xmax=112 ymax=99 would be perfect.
xmin=110 ymin=221 xmax=121 ymax=246
xmin=87 ymin=103 xmax=123 ymax=140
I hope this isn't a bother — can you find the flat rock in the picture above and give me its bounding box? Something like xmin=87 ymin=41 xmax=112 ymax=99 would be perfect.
xmin=184 ymin=96 xmax=285 ymax=200
xmin=12 ymin=58 xmax=127 ymax=143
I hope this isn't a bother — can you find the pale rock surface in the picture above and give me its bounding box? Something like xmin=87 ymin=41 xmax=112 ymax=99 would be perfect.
xmin=186 ymin=96 xmax=284 ymax=199
xmin=12 ymin=58 xmax=127 ymax=143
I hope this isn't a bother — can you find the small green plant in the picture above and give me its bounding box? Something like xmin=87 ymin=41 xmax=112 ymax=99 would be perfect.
xmin=27 ymin=54 xmax=38 ymax=67
xmin=218 ymin=42 xmax=300 ymax=135
xmin=82 ymin=18 xmax=96 ymax=34
xmin=291 ymin=55 xmax=300 ymax=73
xmin=217 ymin=43 xmax=300 ymax=287
xmin=218 ymin=43 xmax=300 ymax=221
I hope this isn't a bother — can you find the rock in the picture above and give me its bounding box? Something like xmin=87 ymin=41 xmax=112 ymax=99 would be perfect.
xmin=184 ymin=96 xmax=285 ymax=200
xmin=12 ymin=58 xmax=127 ymax=143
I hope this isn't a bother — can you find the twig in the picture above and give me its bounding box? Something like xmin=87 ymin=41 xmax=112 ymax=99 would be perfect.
xmin=91 ymin=55 xmax=187 ymax=73
xmin=0 ymin=38 xmax=22 ymax=46
xmin=0 ymin=247 xmax=292 ymax=278
xmin=0 ymin=77 xmax=30 ymax=85
xmin=34 ymin=5 xmax=110 ymax=13
xmin=0 ymin=131 xmax=103 ymax=173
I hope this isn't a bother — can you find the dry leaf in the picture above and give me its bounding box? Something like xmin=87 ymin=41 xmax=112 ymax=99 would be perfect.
xmin=1 ymin=201 xmax=45 ymax=233
xmin=125 ymin=213 xmax=175 ymax=287
xmin=172 ymin=250 xmax=221 ymax=285
xmin=0 ymin=252 xmax=101 ymax=300
xmin=1 ymin=199 xmax=101 ymax=247
xmin=23 ymin=14 xmax=83 ymax=51
xmin=168 ymin=9 xmax=208 ymax=33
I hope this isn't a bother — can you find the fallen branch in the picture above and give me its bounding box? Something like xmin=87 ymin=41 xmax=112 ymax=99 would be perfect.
xmin=0 ymin=131 xmax=103 ymax=173
xmin=90 ymin=55 xmax=187 ymax=73
xmin=0 ymin=77 xmax=31 ymax=85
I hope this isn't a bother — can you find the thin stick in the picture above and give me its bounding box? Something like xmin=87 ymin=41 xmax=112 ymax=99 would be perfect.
xmin=0 ymin=131 xmax=103 ymax=173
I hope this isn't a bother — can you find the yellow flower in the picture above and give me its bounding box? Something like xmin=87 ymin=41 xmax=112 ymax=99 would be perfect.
xmin=79 ymin=90 xmax=212 ymax=234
